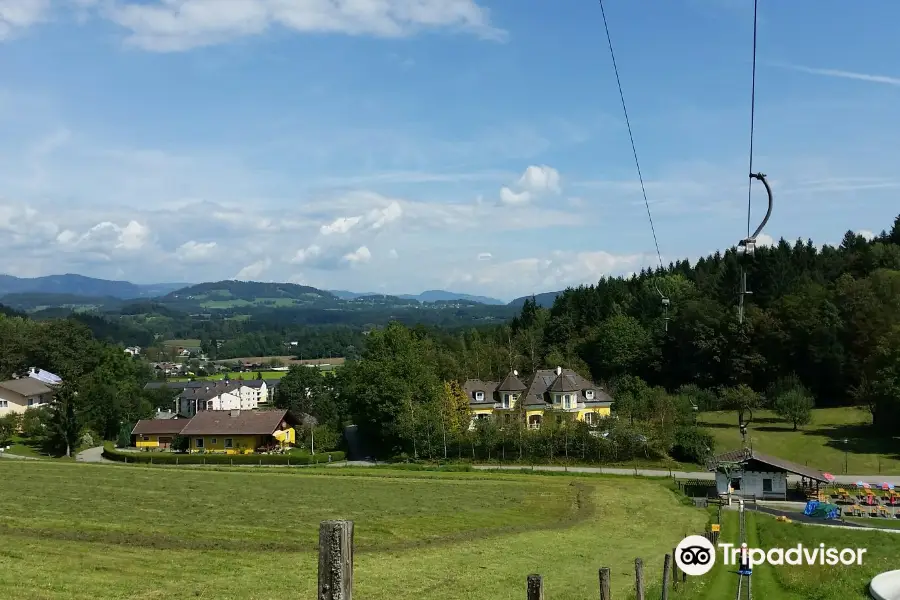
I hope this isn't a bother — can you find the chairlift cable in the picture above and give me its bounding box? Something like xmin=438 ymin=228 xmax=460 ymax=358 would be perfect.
xmin=598 ymin=0 xmax=664 ymax=273
xmin=598 ymin=0 xmax=671 ymax=331
xmin=746 ymin=0 xmax=759 ymax=240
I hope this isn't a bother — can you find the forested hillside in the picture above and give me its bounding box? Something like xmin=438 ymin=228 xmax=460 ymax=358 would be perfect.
xmin=415 ymin=217 xmax=900 ymax=432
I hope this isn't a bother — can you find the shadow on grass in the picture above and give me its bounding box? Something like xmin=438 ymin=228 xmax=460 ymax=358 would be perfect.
xmin=811 ymin=424 xmax=900 ymax=461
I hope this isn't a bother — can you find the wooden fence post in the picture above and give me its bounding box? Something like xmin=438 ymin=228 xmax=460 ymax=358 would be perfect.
xmin=526 ymin=574 xmax=543 ymax=600
xmin=634 ymin=558 xmax=644 ymax=600
xmin=598 ymin=567 xmax=611 ymax=600
xmin=672 ymin=547 xmax=678 ymax=590
xmin=318 ymin=520 xmax=354 ymax=600
xmin=661 ymin=554 xmax=671 ymax=600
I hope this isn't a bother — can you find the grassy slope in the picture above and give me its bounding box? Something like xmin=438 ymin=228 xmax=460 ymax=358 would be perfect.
xmin=0 ymin=462 xmax=706 ymax=600
xmin=699 ymin=407 xmax=900 ymax=475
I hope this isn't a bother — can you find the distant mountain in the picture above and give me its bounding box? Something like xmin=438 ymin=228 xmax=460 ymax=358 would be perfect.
xmin=508 ymin=291 xmax=562 ymax=309
xmin=329 ymin=290 xmax=379 ymax=300
xmin=0 ymin=274 xmax=186 ymax=299
xmin=161 ymin=280 xmax=336 ymax=310
xmin=0 ymin=292 xmax=124 ymax=312
xmin=330 ymin=289 xmax=505 ymax=305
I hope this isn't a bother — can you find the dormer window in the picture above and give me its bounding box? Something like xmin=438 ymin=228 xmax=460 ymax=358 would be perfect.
xmin=503 ymin=394 xmax=510 ymax=408
xmin=586 ymin=390 xmax=595 ymax=400
xmin=475 ymin=391 xmax=484 ymax=402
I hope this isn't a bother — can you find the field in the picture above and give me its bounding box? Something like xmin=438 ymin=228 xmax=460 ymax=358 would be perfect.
xmin=699 ymin=407 xmax=900 ymax=475
xmin=0 ymin=462 xmax=706 ymax=600
xmin=168 ymin=371 xmax=289 ymax=382
xmin=217 ymin=356 xmax=346 ymax=366
xmin=162 ymin=338 xmax=202 ymax=348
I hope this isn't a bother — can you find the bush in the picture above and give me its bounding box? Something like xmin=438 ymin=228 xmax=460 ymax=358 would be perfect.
xmin=116 ymin=425 xmax=132 ymax=449
xmin=80 ymin=431 xmax=96 ymax=448
xmin=101 ymin=443 xmax=345 ymax=465
xmin=671 ymin=426 xmax=715 ymax=464
xmin=0 ymin=413 xmax=22 ymax=445
xmin=170 ymin=434 xmax=189 ymax=453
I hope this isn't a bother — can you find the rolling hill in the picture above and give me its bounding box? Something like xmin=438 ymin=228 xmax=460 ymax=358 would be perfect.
xmin=0 ymin=274 xmax=186 ymax=299
xmin=508 ymin=291 xmax=563 ymax=308
xmin=331 ymin=289 xmax=505 ymax=305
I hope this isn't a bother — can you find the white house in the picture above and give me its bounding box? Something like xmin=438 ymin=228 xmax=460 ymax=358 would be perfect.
xmin=176 ymin=380 xmax=268 ymax=416
xmin=124 ymin=346 xmax=141 ymax=356
xmin=0 ymin=378 xmax=54 ymax=417
xmin=708 ymin=448 xmax=828 ymax=500
xmin=27 ymin=367 xmax=61 ymax=386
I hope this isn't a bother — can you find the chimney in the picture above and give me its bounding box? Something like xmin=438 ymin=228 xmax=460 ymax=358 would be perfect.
xmin=556 ymin=366 xmax=562 ymax=376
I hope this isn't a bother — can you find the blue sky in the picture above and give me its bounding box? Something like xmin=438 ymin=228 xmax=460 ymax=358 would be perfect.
xmin=1 ymin=0 xmax=898 ymax=301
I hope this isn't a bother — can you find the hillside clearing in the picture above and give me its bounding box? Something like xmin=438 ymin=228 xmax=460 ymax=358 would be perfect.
xmin=0 ymin=462 xmax=704 ymax=600
xmin=699 ymin=407 xmax=900 ymax=475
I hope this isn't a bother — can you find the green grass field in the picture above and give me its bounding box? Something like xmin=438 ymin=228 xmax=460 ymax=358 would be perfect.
xmin=162 ymin=338 xmax=202 ymax=348
xmin=0 ymin=462 xmax=706 ymax=600
xmin=699 ymin=407 xmax=900 ymax=475
xmin=167 ymin=371 xmax=289 ymax=382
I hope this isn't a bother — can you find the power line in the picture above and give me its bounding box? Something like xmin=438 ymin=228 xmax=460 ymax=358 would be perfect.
xmin=598 ymin=0 xmax=664 ymax=272
xmin=746 ymin=0 xmax=759 ymax=239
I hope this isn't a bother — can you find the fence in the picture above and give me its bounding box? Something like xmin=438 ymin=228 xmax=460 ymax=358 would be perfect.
xmin=316 ymin=520 xmax=718 ymax=600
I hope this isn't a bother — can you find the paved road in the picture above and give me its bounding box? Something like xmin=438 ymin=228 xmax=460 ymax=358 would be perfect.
xmin=76 ymin=446 xmax=111 ymax=463
xmin=471 ymin=464 xmax=900 ymax=485
xmin=0 ymin=451 xmax=39 ymax=460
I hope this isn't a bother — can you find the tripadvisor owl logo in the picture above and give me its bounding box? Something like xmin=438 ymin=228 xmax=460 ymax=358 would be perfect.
xmin=675 ymin=535 xmax=716 ymax=576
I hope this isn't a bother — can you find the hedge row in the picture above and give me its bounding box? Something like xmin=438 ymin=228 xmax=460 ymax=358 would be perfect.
xmin=102 ymin=444 xmax=345 ymax=465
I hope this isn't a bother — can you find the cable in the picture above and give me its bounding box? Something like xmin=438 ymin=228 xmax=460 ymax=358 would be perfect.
xmin=746 ymin=0 xmax=759 ymax=239
xmin=598 ymin=0 xmax=664 ymax=272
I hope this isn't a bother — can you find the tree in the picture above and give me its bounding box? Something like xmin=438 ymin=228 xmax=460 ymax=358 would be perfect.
xmin=171 ymin=434 xmax=189 ymax=453
xmin=0 ymin=413 xmax=21 ymax=446
xmin=256 ymin=371 xmax=264 ymax=380
xmin=773 ymin=388 xmax=815 ymax=431
xmin=720 ymin=384 xmax=761 ymax=431
xmin=47 ymin=380 xmax=81 ymax=457
xmin=437 ymin=381 xmax=472 ymax=458
xmin=274 ymin=365 xmax=323 ymax=416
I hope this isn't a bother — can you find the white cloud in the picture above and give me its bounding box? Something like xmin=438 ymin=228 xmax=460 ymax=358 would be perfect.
xmin=499 ymin=165 xmax=561 ymax=205
xmin=388 ymin=248 xmax=399 ymax=259
xmin=57 ymin=220 xmax=150 ymax=256
xmin=176 ymin=240 xmax=217 ymax=262
xmin=291 ymin=244 xmax=323 ymax=265
xmin=367 ymin=200 xmax=402 ymax=230
xmin=97 ymin=0 xmax=506 ymax=52
xmin=320 ymin=216 xmax=361 ymax=236
xmin=477 ymin=252 xmax=492 ymax=261
xmin=858 ymin=229 xmax=875 ymax=241
xmin=778 ymin=64 xmax=900 ymax=87
xmin=755 ymin=233 xmax=775 ymax=248
xmin=235 ymin=257 xmax=271 ymax=280
xmin=518 ymin=164 xmax=561 ymax=194
xmin=342 ymin=246 xmax=371 ymax=264
xmin=0 ymin=0 xmax=51 ymax=41
xmin=499 ymin=186 xmax=531 ymax=205
xmin=448 ymin=249 xmax=653 ymax=298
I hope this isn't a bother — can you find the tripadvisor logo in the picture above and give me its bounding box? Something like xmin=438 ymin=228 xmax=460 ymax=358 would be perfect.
xmin=675 ymin=535 xmax=868 ymax=576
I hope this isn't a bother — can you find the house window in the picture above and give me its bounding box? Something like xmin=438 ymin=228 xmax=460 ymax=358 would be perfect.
xmin=195 ymin=438 xmax=204 ymax=449
xmin=142 ymin=436 xmax=150 ymax=441
xmin=0 ymin=400 xmax=7 ymax=408
xmin=210 ymin=438 xmax=217 ymax=445
xmin=586 ymin=390 xmax=594 ymax=400
xmin=584 ymin=413 xmax=594 ymax=425
xmin=475 ymin=391 xmax=484 ymax=401
xmin=503 ymin=394 xmax=510 ymax=408
xmin=563 ymin=394 xmax=571 ymax=408
xmin=225 ymin=438 xmax=233 ymax=449
xmin=762 ymin=478 xmax=773 ymax=492
xmin=554 ymin=394 xmax=561 ymax=404
xmin=730 ymin=478 xmax=741 ymax=491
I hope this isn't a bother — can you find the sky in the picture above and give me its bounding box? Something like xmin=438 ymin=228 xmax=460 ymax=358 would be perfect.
xmin=1 ymin=0 xmax=899 ymax=301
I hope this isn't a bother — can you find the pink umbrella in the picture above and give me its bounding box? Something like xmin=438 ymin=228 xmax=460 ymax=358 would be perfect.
xmin=862 ymin=482 xmax=872 ymax=489
xmin=882 ymin=483 xmax=891 ymax=490
xmin=823 ymin=473 xmax=836 ymax=482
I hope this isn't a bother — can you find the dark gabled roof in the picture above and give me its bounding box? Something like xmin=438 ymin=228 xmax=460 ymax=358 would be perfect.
xmin=497 ymin=371 xmax=527 ymax=392
xmin=708 ymin=448 xmax=828 ymax=482
xmin=132 ymin=419 xmax=189 ymax=435
xmin=179 ymin=409 xmax=299 ymax=436
xmin=548 ymin=373 xmax=580 ymax=392
xmin=240 ymin=380 xmax=268 ymax=388
xmin=178 ymin=381 xmax=243 ymax=403
xmin=462 ymin=379 xmax=498 ymax=405
xmin=0 ymin=378 xmax=53 ymax=397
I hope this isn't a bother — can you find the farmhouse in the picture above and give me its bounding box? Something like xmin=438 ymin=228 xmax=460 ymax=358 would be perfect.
xmin=145 ymin=378 xmax=272 ymax=413
xmin=0 ymin=378 xmax=54 ymax=417
xmin=708 ymin=448 xmax=828 ymax=500
xmin=131 ymin=408 xmax=299 ymax=453
xmin=463 ymin=367 xmax=613 ymax=430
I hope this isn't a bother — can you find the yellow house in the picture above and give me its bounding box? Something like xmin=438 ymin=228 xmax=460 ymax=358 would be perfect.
xmin=462 ymin=367 xmax=613 ymax=430
xmin=130 ymin=409 xmax=299 ymax=454
xmin=179 ymin=409 xmax=299 ymax=454
xmin=132 ymin=418 xmax=191 ymax=449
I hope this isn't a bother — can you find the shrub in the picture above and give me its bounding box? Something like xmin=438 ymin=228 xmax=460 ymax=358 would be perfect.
xmin=116 ymin=425 xmax=132 ymax=449
xmin=0 ymin=413 xmax=21 ymax=446
xmin=80 ymin=431 xmax=95 ymax=448
xmin=671 ymin=426 xmax=715 ymax=464
xmin=170 ymin=434 xmax=189 ymax=453
xmin=101 ymin=444 xmax=345 ymax=466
